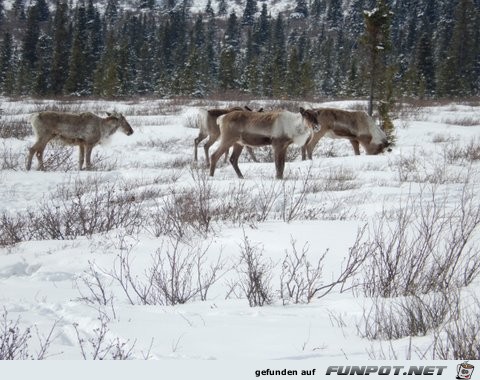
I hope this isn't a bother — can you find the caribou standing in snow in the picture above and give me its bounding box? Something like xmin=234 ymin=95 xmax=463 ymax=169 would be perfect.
xmin=194 ymin=106 xmax=263 ymax=165
xmin=210 ymin=107 xmax=320 ymax=179
xmin=301 ymin=108 xmax=390 ymax=160
xmin=26 ymin=111 xmax=134 ymax=171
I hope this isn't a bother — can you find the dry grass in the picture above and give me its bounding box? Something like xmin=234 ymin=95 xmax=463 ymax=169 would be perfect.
xmin=442 ymin=117 xmax=480 ymax=126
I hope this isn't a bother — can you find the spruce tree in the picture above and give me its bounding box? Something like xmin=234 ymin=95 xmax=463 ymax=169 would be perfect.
xmin=344 ymin=0 xmax=369 ymax=38
xmin=311 ymin=0 xmax=326 ymax=18
xmin=135 ymin=14 xmax=156 ymax=94
xmin=415 ymin=30 xmax=435 ymax=97
xmin=242 ymin=0 xmax=257 ymax=26
xmin=286 ymin=47 xmax=301 ymax=97
xmin=0 ymin=32 xmax=13 ymax=94
xmin=205 ymin=0 xmax=214 ymax=17
xmin=65 ymin=3 xmax=88 ymax=94
xmin=218 ymin=12 xmax=240 ymax=90
xmin=94 ymin=32 xmax=119 ymax=97
xmin=360 ymin=0 xmax=392 ymax=115
xmin=13 ymin=0 xmax=26 ymax=20
xmin=0 ymin=0 xmax=4 ymax=28
xmin=326 ymin=0 xmax=343 ymax=29
xmin=33 ymin=34 xmax=52 ymax=95
xmin=205 ymin=16 xmax=218 ymax=88
xmin=224 ymin=11 xmax=240 ymax=49
xmin=437 ymin=0 xmax=478 ymax=97
xmin=294 ymin=0 xmax=309 ymax=18
xmin=105 ymin=0 xmax=118 ymax=26
xmin=242 ymin=28 xmax=260 ymax=94
xmin=217 ymin=0 xmax=227 ymax=16
xmin=165 ymin=0 xmax=176 ymax=11
xmin=1 ymin=39 xmax=17 ymax=95
xmin=270 ymin=14 xmax=287 ymax=97
xmin=219 ymin=12 xmax=239 ymax=90
xmin=170 ymin=8 xmax=188 ymax=94
xmin=300 ymin=60 xmax=314 ymax=97
xmin=51 ymin=0 xmax=70 ymax=95
xmin=21 ymin=5 xmax=40 ymax=69
xmin=360 ymin=0 xmax=394 ymax=140
xmin=36 ymin=0 xmax=50 ymax=22
xmin=254 ymin=3 xmax=270 ymax=47
xmin=178 ymin=15 xmax=208 ymax=96
xmin=219 ymin=47 xmax=236 ymax=91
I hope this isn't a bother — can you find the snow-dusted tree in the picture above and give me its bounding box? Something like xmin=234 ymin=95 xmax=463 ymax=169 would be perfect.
xmin=270 ymin=14 xmax=287 ymax=97
xmin=0 ymin=0 xmax=4 ymax=26
xmin=33 ymin=34 xmax=52 ymax=95
xmin=20 ymin=5 xmax=40 ymax=69
xmin=242 ymin=0 xmax=257 ymax=26
xmin=65 ymin=3 xmax=88 ymax=94
xmin=326 ymin=0 xmax=343 ymax=29
xmin=217 ymin=0 xmax=227 ymax=16
xmin=360 ymin=0 xmax=392 ymax=116
xmin=437 ymin=0 xmax=478 ymax=97
xmin=13 ymin=0 xmax=25 ymax=20
xmin=93 ymin=32 xmax=119 ymax=97
xmin=50 ymin=0 xmax=70 ymax=95
xmin=105 ymin=0 xmax=118 ymax=26
xmin=294 ymin=0 xmax=309 ymax=18
xmin=310 ymin=0 xmax=326 ymax=18
xmin=219 ymin=12 xmax=239 ymax=90
xmin=36 ymin=0 xmax=50 ymax=22
xmin=0 ymin=32 xmax=13 ymax=93
xmin=205 ymin=0 xmax=214 ymax=17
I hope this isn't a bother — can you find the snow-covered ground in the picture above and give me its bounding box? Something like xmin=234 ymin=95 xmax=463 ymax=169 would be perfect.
xmin=0 ymin=97 xmax=479 ymax=363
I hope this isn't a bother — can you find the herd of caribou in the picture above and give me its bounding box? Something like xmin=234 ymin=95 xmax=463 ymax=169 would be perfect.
xmin=26 ymin=105 xmax=390 ymax=179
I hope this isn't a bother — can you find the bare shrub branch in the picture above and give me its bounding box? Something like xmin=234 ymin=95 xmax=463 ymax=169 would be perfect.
xmin=0 ymin=308 xmax=58 ymax=360
xmin=431 ymin=294 xmax=480 ymax=360
xmin=235 ymin=231 xmax=275 ymax=307
xmin=75 ymin=260 xmax=115 ymax=308
xmin=312 ymin=224 xmax=370 ymax=298
xmin=361 ymin=184 xmax=480 ymax=297
xmin=109 ymin=237 xmax=226 ymax=305
xmin=0 ymin=177 xmax=146 ymax=246
xmin=0 ymin=142 xmax=23 ymax=170
xmin=280 ymin=238 xmax=326 ymax=304
xmin=279 ymin=166 xmax=314 ymax=222
xmin=0 ymin=119 xmax=31 ymax=139
xmin=73 ymin=313 xmax=135 ymax=360
xmin=357 ymin=290 xmax=460 ymax=341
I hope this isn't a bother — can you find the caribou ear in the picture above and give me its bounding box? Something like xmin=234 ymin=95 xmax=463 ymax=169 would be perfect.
xmin=106 ymin=112 xmax=112 ymax=117
xmin=244 ymin=105 xmax=252 ymax=111
xmin=300 ymin=107 xmax=318 ymax=125
xmin=257 ymin=107 xmax=264 ymax=112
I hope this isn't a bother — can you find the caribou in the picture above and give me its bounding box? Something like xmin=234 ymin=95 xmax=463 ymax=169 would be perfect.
xmin=301 ymin=108 xmax=389 ymax=160
xmin=210 ymin=107 xmax=320 ymax=179
xmin=26 ymin=111 xmax=134 ymax=171
xmin=194 ymin=106 xmax=262 ymax=165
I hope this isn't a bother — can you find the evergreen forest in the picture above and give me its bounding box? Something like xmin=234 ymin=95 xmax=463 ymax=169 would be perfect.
xmin=0 ymin=0 xmax=479 ymax=99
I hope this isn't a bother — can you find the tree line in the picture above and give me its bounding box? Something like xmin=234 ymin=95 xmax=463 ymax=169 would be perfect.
xmin=0 ymin=0 xmax=478 ymax=99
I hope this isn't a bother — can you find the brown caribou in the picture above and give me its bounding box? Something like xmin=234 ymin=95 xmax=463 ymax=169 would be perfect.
xmin=26 ymin=111 xmax=133 ymax=171
xmin=301 ymin=108 xmax=390 ymax=160
xmin=210 ymin=108 xmax=320 ymax=179
xmin=193 ymin=106 xmax=263 ymax=165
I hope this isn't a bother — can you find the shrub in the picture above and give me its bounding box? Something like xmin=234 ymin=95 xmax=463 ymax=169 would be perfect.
xmin=233 ymin=232 xmax=275 ymax=307
xmin=109 ymin=236 xmax=226 ymax=305
xmin=361 ymin=184 xmax=480 ymax=297
xmin=357 ymin=290 xmax=459 ymax=340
